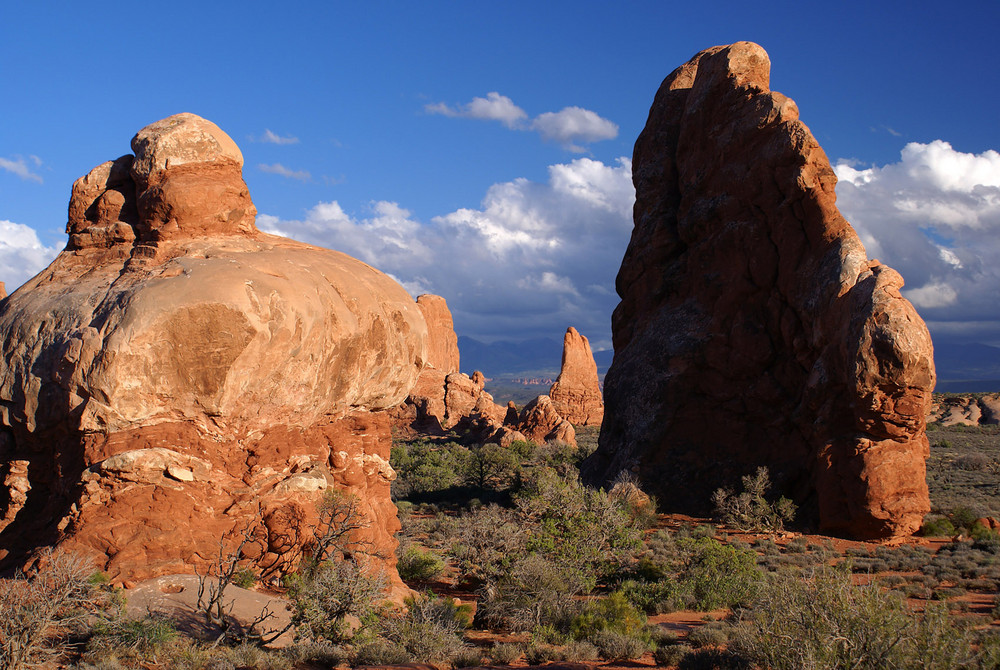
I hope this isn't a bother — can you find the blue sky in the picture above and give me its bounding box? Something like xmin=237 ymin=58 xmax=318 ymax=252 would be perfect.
xmin=2 ymin=1 xmax=999 ymax=351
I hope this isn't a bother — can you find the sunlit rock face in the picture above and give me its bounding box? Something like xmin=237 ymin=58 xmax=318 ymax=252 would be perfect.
xmin=0 ymin=113 xmax=427 ymax=590
xmin=584 ymin=43 xmax=935 ymax=539
xmin=549 ymin=327 xmax=604 ymax=426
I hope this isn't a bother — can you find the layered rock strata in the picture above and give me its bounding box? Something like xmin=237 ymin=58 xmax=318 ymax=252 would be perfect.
xmin=549 ymin=327 xmax=604 ymax=426
xmin=0 ymin=113 xmax=427 ymax=587
xmin=584 ymin=43 xmax=934 ymax=539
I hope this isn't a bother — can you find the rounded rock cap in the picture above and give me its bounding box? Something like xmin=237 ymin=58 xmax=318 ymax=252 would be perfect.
xmin=130 ymin=113 xmax=244 ymax=184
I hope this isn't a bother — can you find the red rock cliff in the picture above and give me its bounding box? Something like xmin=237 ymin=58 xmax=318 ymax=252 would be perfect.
xmin=583 ymin=43 xmax=934 ymax=539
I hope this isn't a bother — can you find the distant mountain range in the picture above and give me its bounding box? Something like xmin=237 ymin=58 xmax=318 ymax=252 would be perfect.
xmin=458 ymin=334 xmax=1000 ymax=393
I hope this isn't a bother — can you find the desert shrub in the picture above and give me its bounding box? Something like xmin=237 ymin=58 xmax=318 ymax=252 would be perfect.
xmin=562 ymin=640 xmax=599 ymax=663
xmin=232 ymin=567 xmax=257 ymax=589
xmin=608 ymin=471 xmax=659 ymax=528
xmin=508 ymin=439 xmax=537 ymax=460
xmin=591 ymin=630 xmax=649 ymax=660
xmin=281 ymin=640 xmax=347 ymax=666
xmin=711 ymin=467 xmax=796 ymax=532
xmin=954 ymin=452 xmax=990 ymax=470
xmin=525 ymin=642 xmax=564 ymax=664
xmin=489 ymin=641 xmax=523 ymax=664
xmin=286 ymin=559 xmax=387 ymax=643
xmin=451 ymin=647 xmax=484 ymax=668
xmin=451 ymin=504 xmax=526 ymax=585
xmin=474 ymin=553 xmax=579 ymax=631
xmin=729 ymin=567 xmax=979 ymax=670
xmin=687 ymin=622 xmax=730 ymax=648
xmin=0 ymin=551 xmax=99 ymax=670
xmin=569 ymin=592 xmax=648 ymax=641
xmin=396 ymin=544 xmax=446 ymax=583
xmin=655 ymin=642 xmax=692 ymax=666
xmin=676 ymin=536 xmax=761 ymax=610
xmin=352 ymin=639 xmax=409 ymax=666
xmin=617 ymin=578 xmax=682 ymax=614
xmin=373 ymin=593 xmax=471 ymax=664
xmin=514 ymin=467 xmax=643 ymax=591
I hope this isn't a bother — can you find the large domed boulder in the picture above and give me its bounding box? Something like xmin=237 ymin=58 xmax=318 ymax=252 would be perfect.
xmin=0 ymin=114 xmax=427 ymax=588
xmin=583 ymin=43 xmax=934 ymax=539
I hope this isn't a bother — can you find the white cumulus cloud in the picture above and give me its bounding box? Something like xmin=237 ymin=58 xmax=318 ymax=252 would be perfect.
xmin=426 ymin=92 xmax=528 ymax=129
xmin=256 ymin=129 xmax=299 ymax=145
xmin=0 ymin=156 xmax=43 ymax=183
xmin=427 ymin=92 xmax=618 ymax=151
xmin=834 ymin=140 xmax=1000 ymax=340
xmin=0 ymin=220 xmax=60 ymax=291
xmin=259 ymin=157 xmax=635 ymax=343
xmin=258 ymin=163 xmax=311 ymax=181
xmin=532 ymin=107 xmax=619 ymax=152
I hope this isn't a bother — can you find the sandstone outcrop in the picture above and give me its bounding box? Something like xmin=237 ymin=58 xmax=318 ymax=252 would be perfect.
xmin=929 ymin=394 xmax=1000 ymax=427
xmin=0 ymin=113 xmax=427 ymax=589
xmin=583 ymin=43 xmax=934 ymax=539
xmin=416 ymin=294 xmax=460 ymax=374
xmin=516 ymin=395 xmax=576 ymax=446
xmin=0 ymin=282 xmax=6 ymax=300
xmin=549 ymin=327 xmax=604 ymax=426
xmin=391 ymin=296 xmax=577 ymax=447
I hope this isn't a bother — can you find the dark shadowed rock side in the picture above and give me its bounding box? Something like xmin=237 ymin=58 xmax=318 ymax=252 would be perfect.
xmin=583 ymin=43 xmax=935 ymax=539
xmin=0 ymin=114 xmax=427 ymax=591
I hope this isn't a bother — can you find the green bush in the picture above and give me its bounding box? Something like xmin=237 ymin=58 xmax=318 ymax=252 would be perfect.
xmin=396 ymin=545 xmax=446 ymax=583
xmin=569 ymin=592 xmax=648 ymax=640
xmin=676 ymin=536 xmax=761 ymax=610
xmin=687 ymin=622 xmax=730 ymax=648
xmin=922 ymin=516 xmax=957 ymax=537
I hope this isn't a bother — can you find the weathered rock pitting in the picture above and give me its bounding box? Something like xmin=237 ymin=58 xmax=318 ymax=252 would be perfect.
xmin=549 ymin=327 xmax=604 ymax=426
xmin=0 ymin=113 xmax=427 ymax=588
xmin=584 ymin=43 xmax=934 ymax=539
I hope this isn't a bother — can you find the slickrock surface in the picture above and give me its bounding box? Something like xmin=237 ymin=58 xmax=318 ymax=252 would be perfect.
xmin=549 ymin=327 xmax=604 ymax=426
xmin=0 ymin=113 xmax=427 ymax=588
xmin=584 ymin=43 xmax=934 ymax=539
xmin=929 ymin=394 xmax=1000 ymax=426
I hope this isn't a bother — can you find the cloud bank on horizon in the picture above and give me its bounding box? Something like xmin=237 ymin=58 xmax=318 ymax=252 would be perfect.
xmin=2 ymin=140 xmax=998 ymax=351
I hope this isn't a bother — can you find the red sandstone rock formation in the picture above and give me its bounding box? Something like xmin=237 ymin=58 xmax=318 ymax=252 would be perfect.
xmin=0 ymin=114 xmax=427 ymax=590
xmin=584 ymin=43 xmax=934 ymax=539
xmin=416 ymin=294 xmax=460 ymax=374
xmin=549 ymin=327 xmax=604 ymax=426
xmin=391 ymin=296 xmax=577 ymax=447
xmin=517 ymin=395 xmax=576 ymax=446
xmin=0 ymin=282 xmax=6 ymax=300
